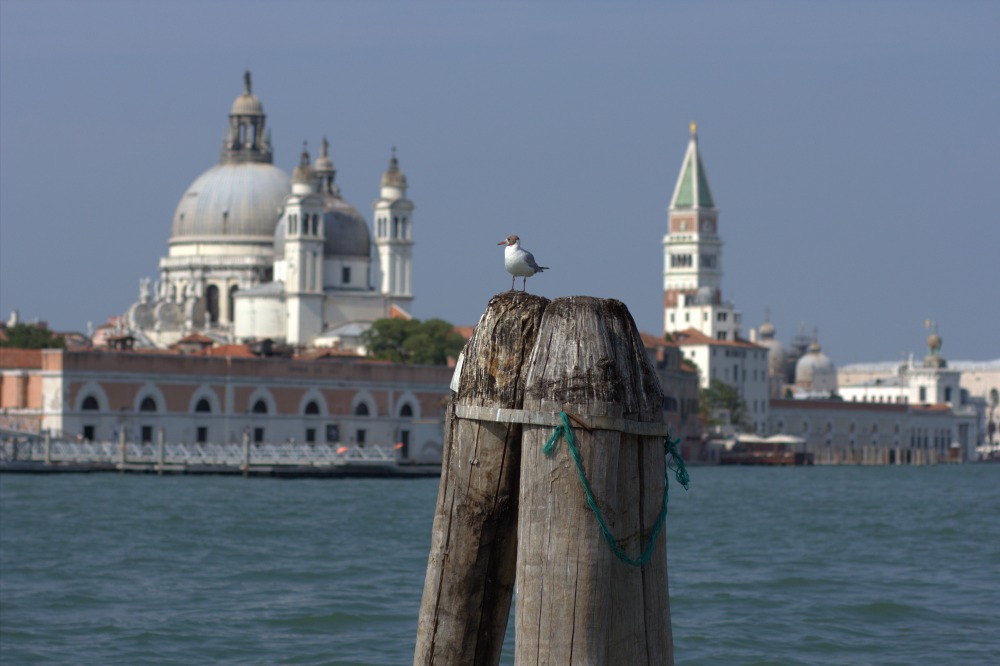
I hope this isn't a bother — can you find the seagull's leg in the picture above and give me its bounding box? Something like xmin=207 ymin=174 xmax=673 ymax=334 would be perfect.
xmin=510 ymin=275 xmax=516 ymax=291
xmin=522 ymin=277 xmax=527 ymax=291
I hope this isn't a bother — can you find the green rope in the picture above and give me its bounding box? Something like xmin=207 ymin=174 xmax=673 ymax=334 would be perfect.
xmin=543 ymin=411 xmax=689 ymax=567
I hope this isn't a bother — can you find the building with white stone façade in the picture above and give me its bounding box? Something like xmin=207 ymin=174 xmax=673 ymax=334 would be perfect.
xmin=126 ymin=72 xmax=413 ymax=350
xmin=752 ymin=318 xmax=989 ymax=462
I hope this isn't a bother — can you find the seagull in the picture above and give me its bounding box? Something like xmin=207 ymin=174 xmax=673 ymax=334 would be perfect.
xmin=497 ymin=234 xmax=548 ymax=292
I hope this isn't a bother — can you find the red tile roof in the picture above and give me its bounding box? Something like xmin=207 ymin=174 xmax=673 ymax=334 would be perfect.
xmin=672 ymin=327 xmax=765 ymax=350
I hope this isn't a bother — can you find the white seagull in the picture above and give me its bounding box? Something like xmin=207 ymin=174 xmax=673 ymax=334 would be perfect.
xmin=497 ymin=234 xmax=548 ymax=292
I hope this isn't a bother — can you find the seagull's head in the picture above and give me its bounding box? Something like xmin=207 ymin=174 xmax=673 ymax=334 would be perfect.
xmin=497 ymin=234 xmax=520 ymax=246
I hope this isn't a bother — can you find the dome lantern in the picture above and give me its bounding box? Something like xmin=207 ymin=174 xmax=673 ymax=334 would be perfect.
xmin=221 ymin=71 xmax=273 ymax=165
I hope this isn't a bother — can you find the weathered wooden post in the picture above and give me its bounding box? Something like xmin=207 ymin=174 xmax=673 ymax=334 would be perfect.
xmin=415 ymin=292 xmax=549 ymax=666
xmin=516 ymin=296 xmax=675 ymax=664
xmin=43 ymin=431 xmax=51 ymax=466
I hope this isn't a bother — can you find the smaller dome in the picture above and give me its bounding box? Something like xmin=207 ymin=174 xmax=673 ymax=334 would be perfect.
xmin=292 ymin=143 xmax=315 ymax=186
xmin=795 ymin=340 xmax=836 ymax=391
xmin=381 ymin=151 xmax=408 ymax=189
xmin=759 ymin=320 xmax=775 ymax=338
xmin=323 ymin=200 xmax=371 ymax=258
xmin=231 ymin=71 xmax=264 ymax=116
xmin=231 ymin=93 xmax=263 ymax=116
xmin=272 ymin=195 xmax=371 ymax=259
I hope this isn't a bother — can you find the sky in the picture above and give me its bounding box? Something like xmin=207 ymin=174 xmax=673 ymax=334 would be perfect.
xmin=1 ymin=0 xmax=997 ymax=364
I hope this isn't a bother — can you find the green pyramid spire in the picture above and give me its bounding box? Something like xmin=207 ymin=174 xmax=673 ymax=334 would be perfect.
xmin=670 ymin=122 xmax=715 ymax=210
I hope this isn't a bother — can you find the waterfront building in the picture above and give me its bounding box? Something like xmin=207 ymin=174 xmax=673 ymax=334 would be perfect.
xmin=763 ymin=325 xmax=985 ymax=462
xmin=125 ymin=72 xmax=413 ymax=350
xmin=0 ymin=347 xmax=451 ymax=460
xmin=671 ymin=328 xmax=769 ymax=435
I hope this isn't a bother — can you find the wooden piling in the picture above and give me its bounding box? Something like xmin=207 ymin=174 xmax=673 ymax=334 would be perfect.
xmin=515 ymin=296 xmax=673 ymax=665
xmin=415 ymin=292 xmax=550 ymax=666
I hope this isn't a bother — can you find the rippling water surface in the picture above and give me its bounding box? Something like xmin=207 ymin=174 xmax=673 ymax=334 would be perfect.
xmin=1 ymin=466 xmax=998 ymax=664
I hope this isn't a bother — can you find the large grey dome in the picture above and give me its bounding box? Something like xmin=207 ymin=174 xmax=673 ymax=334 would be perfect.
xmin=171 ymin=163 xmax=290 ymax=240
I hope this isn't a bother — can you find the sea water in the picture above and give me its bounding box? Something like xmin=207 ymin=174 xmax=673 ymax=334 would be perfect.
xmin=1 ymin=466 xmax=997 ymax=665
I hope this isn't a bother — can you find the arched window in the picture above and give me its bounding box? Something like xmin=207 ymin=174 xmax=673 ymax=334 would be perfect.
xmin=400 ymin=404 xmax=414 ymax=418
xmin=81 ymin=396 xmax=99 ymax=411
xmin=229 ymin=285 xmax=239 ymax=325
xmin=195 ymin=398 xmax=212 ymax=413
xmin=206 ymin=284 xmax=220 ymax=324
xmin=355 ymin=403 xmax=369 ymax=416
xmin=139 ymin=397 xmax=157 ymax=412
xmin=252 ymin=400 xmax=268 ymax=414
xmin=305 ymin=401 xmax=320 ymax=415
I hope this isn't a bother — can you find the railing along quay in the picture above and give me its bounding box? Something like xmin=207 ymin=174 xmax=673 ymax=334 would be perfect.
xmin=0 ymin=437 xmax=438 ymax=478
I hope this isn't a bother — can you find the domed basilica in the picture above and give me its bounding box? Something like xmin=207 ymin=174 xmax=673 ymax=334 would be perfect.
xmin=126 ymin=72 xmax=414 ymax=349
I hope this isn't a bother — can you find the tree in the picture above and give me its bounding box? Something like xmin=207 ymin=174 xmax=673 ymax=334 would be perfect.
xmin=699 ymin=379 xmax=748 ymax=430
xmin=0 ymin=323 xmax=65 ymax=349
xmin=361 ymin=318 xmax=465 ymax=365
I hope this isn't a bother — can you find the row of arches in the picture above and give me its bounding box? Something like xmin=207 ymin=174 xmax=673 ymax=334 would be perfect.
xmin=75 ymin=385 xmax=421 ymax=419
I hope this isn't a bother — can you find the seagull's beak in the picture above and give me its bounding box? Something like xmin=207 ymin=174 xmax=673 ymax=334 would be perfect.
xmin=497 ymin=239 xmax=508 ymax=245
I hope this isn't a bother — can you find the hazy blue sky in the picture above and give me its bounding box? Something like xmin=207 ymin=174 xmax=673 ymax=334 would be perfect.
xmin=1 ymin=0 xmax=997 ymax=363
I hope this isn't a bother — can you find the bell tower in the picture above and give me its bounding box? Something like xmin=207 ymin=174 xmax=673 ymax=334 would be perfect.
xmin=283 ymin=145 xmax=325 ymax=345
xmin=373 ymin=149 xmax=414 ymax=301
xmin=663 ymin=124 xmax=739 ymax=340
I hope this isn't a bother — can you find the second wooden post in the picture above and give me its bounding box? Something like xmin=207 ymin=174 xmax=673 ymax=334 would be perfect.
xmin=515 ymin=296 xmax=674 ymax=665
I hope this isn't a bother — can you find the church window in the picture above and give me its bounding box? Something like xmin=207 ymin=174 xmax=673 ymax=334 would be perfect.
xmin=919 ymin=386 xmax=927 ymax=402
xmin=195 ymin=398 xmax=211 ymax=413
xmin=305 ymin=428 xmax=316 ymax=443
xmin=140 ymin=396 xmax=158 ymax=412
xmin=252 ymin=400 xmax=268 ymax=414
xmin=400 ymin=403 xmax=414 ymax=417
xmin=305 ymin=401 xmax=320 ymax=415
xmin=312 ymin=214 xmax=319 ymax=235
xmin=206 ymin=285 xmax=220 ymax=324
xmin=254 ymin=427 xmax=265 ymax=443
xmin=196 ymin=427 xmax=208 ymax=443
xmin=82 ymin=396 xmax=100 ymax=411
xmin=141 ymin=426 xmax=154 ymax=444
xmin=356 ymin=429 xmax=366 ymax=445
xmin=82 ymin=425 xmax=96 ymax=441
xmin=229 ymin=286 xmax=239 ymax=324
xmin=355 ymin=402 xmax=369 ymax=416
xmin=342 ymin=266 xmax=351 ymax=284
xmin=944 ymin=387 xmax=951 ymax=402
